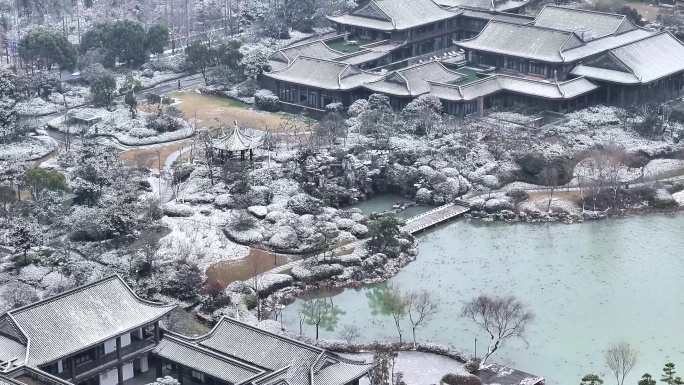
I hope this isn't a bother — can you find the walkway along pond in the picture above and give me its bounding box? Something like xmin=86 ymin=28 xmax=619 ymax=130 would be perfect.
xmin=281 ymin=210 xmax=684 ymax=385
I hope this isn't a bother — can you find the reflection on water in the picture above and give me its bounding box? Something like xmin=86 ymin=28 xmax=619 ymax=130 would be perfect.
xmin=282 ymin=214 xmax=684 ymax=385
xmin=349 ymin=193 xmax=430 ymax=220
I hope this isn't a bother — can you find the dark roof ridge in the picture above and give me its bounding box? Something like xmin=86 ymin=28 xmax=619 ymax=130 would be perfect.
xmin=8 ymin=275 xmax=174 ymax=316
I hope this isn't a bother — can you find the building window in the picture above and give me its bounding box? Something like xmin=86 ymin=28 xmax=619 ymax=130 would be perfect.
xmin=191 ymin=371 xmax=205 ymax=383
xmin=97 ymin=344 xmax=105 ymax=357
xmin=74 ymin=352 xmax=92 ymax=366
xmin=528 ymin=61 xmax=546 ymax=76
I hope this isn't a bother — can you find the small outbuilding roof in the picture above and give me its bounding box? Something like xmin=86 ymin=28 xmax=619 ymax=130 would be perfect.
xmin=459 ymin=7 xmax=535 ymax=24
xmin=7 ymin=275 xmax=175 ymax=366
xmin=532 ymin=5 xmax=637 ymax=40
xmin=327 ymin=0 xmax=458 ymax=31
xmin=436 ymin=0 xmax=529 ymax=12
xmin=268 ymin=40 xmax=345 ymax=71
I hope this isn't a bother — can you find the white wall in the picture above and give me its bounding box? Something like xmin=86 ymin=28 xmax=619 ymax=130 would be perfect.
xmin=104 ymin=338 xmax=117 ymax=355
xmin=140 ymin=355 xmax=149 ymax=372
xmin=100 ymin=368 xmax=118 ymax=385
xmin=120 ymin=333 xmax=131 ymax=347
xmin=122 ymin=363 xmax=134 ymax=381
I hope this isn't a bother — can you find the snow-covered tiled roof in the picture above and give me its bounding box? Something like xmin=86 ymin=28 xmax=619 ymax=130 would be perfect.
xmin=436 ymin=0 xmax=529 ymax=12
xmin=459 ymin=7 xmax=534 ymax=24
xmin=264 ymin=56 xmax=382 ymax=90
xmin=327 ymin=0 xmax=458 ymax=31
xmin=365 ymin=61 xmax=466 ymax=96
xmin=561 ymin=28 xmax=654 ymax=62
xmin=429 ymin=74 xmax=598 ymax=100
xmin=456 ymin=21 xmax=584 ymax=63
xmin=571 ymin=32 xmax=684 ymax=84
xmin=338 ymin=40 xmax=406 ymax=65
xmin=312 ymin=355 xmax=374 ymax=385
xmin=198 ymin=318 xmax=323 ymax=371
xmin=212 ymin=125 xmax=262 ymax=152
xmin=153 ymin=336 xmax=264 ymax=384
xmin=532 ymin=5 xmax=636 ymax=39
xmin=8 ymin=275 xmax=175 ymax=366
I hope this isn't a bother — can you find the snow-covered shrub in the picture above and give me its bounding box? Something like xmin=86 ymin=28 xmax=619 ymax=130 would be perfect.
xmin=348 ymin=99 xmax=370 ymax=117
xmin=292 ymin=263 xmax=344 ymax=281
xmin=415 ymin=188 xmax=432 ymax=204
xmin=247 ymin=186 xmax=272 ymax=206
xmin=254 ymin=90 xmax=280 ymax=112
xmin=247 ymin=273 xmax=293 ymax=296
xmin=214 ymin=194 xmax=235 ymax=208
xmin=441 ymin=373 xmax=482 ymax=385
xmin=325 ymin=102 xmax=345 ymax=114
xmin=146 ymin=115 xmax=184 ymax=133
xmin=350 ymin=223 xmax=368 ymax=237
xmin=269 ymin=226 xmax=299 ymax=249
xmin=334 ymin=218 xmax=355 ymax=230
xmin=484 ymin=198 xmax=513 ymax=213
xmin=247 ymin=205 xmax=268 ymax=218
xmin=236 ymin=79 xmax=259 ymax=97
xmin=506 ymin=187 xmax=529 ymax=203
xmin=287 ymin=193 xmax=322 ymax=215
xmin=163 ymin=202 xmax=194 ymax=217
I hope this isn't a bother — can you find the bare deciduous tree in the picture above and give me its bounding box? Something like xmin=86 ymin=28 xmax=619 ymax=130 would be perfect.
xmin=384 ymin=283 xmax=408 ymax=344
xmin=405 ymin=290 xmax=439 ymax=347
xmin=337 ymin=323 xmax=361 ymax=343
xmin=461 ymin=295 xmax=535 ymax=368
xmin=605 ymin=342 xmax=638 ymax=385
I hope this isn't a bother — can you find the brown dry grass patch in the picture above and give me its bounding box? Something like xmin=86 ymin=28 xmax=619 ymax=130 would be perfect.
xmin=167 ymin=88 xmax=290 ymax=131
xmin=118 ymin=140 xmax=192 ymax=169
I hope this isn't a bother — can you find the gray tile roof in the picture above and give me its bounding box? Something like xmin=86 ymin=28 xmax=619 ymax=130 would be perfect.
xmin=0 ymin=375 xmax=22 ymax=385
xmin=313 ymin=355 xmax=374 ymax=385
xmin=436 ymin=0 xmax=529 ymax=12
xmin=429 ymin=74 xmax=598 ymax=100
xmin=571 ymin=32 xmax=684 ymax=84
xmin=456 ymin=21 xmax=584 ymax=62
xmin=561 ymin=28 xmax=654 ymax=62
xmin=459 ymin=8 xmax=535 ymax=24
xmin=153 ymin=337 xmax=263 ymax=385
xmin=198 ymin=318 xmax=323 ymax=372
xmin=264 ymin=56 xmax=382 ymax=90
xmin=8 ymin=275 xmax=175 ymax=366
xmin=532 ymin=5 xmax=636 ymax=39
xmin=212 ymin=125 xmax=262 ymax=152
xmin=365 ymin=61 xmax=466 ymax=96
xmin=0 ymin=334 xmax=26 ymax=370
xmin=327 ymin=0 xmax=458 ymax=31
xmin=269 ymin=40 xmax=346 ymax=71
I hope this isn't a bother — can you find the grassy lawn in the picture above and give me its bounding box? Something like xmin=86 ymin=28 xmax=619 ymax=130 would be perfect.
xmin=528 ymin=190 xmax=583 ymax=204
xmin=167 ymin=88 xmax=290 ymax=131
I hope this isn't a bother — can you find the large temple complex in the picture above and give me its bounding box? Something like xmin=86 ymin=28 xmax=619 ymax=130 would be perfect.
xmin=259 ymin=0 xmax=684 ymax=116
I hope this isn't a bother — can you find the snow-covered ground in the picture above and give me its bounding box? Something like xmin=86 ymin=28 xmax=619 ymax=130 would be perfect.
xmin=0 ymin=135 xmax=55 ymax=162
xmin=47 ymin=107 xmax=194 ymax=145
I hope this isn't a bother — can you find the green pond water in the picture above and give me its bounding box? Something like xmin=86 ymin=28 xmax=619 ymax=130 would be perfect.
xmin=282 ymin=199 xmax=684 ymax=385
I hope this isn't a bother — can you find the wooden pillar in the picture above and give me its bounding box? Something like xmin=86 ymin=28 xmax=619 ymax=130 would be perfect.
xmin=116 ymin=336 xmax=122 ymax=359
xmin=117 ymin=365 xmax=124 ymax=385
xmin=156 ymin=358 xmax=163 ymax=378
xmin=249 ymin=149 xmax=253 ymax=161
xmin=154 ymin=321 xmax=160 ymax=344
xmin=70 ymin=357 xmax=76 ymax=382
xmin=177 ymin=365 xmax=185 ymax=385
xmin=606 ymin=83 xmax=611 ymax=104
xmin=476 ymin=96 xmax=484 ymax=118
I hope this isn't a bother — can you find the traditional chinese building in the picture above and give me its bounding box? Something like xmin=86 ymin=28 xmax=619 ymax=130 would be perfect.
xmin=0 ymin=276 xmax=374 ymax=385
xmin=259 ymin=3 xmax=684 ymax=116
